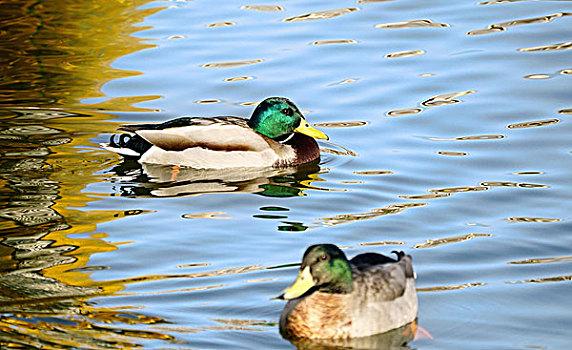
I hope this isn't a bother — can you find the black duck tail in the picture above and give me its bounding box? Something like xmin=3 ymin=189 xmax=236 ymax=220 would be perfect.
xmin=101 ymin=133 xmax=152 ymax=158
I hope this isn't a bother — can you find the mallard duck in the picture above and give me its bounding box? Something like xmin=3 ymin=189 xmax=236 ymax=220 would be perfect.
xmin=100 ymin=97 xmax=328 ymax=169
xmin=277 ymin=244 xmax=418 ymax=339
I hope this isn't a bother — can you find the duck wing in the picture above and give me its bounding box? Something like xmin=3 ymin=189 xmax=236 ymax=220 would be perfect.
xmin=351 ymin=251 xmax=414 ymax=301
xmin=120 ymin=116 xmax=271 ymax=152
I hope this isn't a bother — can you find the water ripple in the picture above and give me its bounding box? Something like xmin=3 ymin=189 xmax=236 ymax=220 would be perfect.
xmin=507 ymin=255 xmax=572 ymax=265
xmin=467 ymin=12 xmax=571 ymax=36
xmin=241 ymin=5 xmax=283 ymax=12
xmin=518 ymin=41 xmax=572 ymax=52
xmin=417 ymin=282 xmax=486 ymax=292
xmin=283 ymin=8 xmax=359 ymax=22
xmin=507 ymin=118 xmax=559 ymax=129
xmin=206 ymin=22 xmax=235 ymax=27
xmin=313 ymin=39 xmax=357 ymax=45
xmin=507 ymin=217 xmax=562 ymax=223
xmin=376 ymin=19 xmax=450 ymax=29
xmin=202 ymin=59 xmax=264 ymax=68
xmin=414 ymin=233 xmax=492 ymax=249
xmin=421 ymin=90 xmax=476 ymax=107
xmin=385 ymin=50 xmax=425 ymax=58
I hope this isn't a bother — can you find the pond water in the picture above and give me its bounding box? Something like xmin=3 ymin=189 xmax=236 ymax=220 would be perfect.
xmin=0 ymin=0 xmax=571 ymax=349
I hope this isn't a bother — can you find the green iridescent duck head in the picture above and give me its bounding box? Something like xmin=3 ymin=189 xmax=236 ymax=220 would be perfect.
xmin=279 ymin=244 xmax=354 ymax=300
xmin=247 ymin=97 xmax=328 ymax=141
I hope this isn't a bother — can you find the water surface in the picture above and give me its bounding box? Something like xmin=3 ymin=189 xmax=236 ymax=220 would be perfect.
xmin=0 ymin=0 xmax=571 ymax=349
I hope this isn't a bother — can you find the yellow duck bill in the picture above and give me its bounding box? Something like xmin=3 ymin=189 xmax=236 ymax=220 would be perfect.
xmin=295 ymin=118 xmax=328 ymax=140
xmin=279 ymin=266 xmax=315 ymax=300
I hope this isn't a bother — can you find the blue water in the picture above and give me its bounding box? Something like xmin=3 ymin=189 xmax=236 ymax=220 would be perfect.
xmin=0 ymin=0 xmax=570 ymax=349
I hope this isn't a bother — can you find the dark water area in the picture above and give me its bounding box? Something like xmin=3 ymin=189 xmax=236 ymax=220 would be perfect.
xmin=0 ymin=0 xmax=570 ymax=349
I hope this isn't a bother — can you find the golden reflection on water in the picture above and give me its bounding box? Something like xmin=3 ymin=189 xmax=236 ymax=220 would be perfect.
xmin=312 ymin=39 xmax=357 ymax=45
xmin=480 ymin=0 xmax=572 ymax=4
xmin=428 ymin=134 xmax=505 ymax=141
xmin=376 ymin=19 xmax=450 ymax=29
xmin=417 ymin=282 xmax=486 ymax=292
xmin=225 ymin=76 xmax=254 ymax=82
xmin=328 ymin=78 xmax=358 ymax=85
xmin=414 ymin=233 xmax=492 ymax=249
xmin=359 ymin=240 xmax=405 ymax=246
xmin=182 ymin=211 xmax=233 ymax=219
xmin=507 ymin=217 xmax=562 ymax=223
xmin=151 ymin=317 xmax=275 ymax=335
xmin=388 ymin=91 xmax=476 ymax=117
xmin=0 ymin=0 xmax=189 ymax=347
xmin=202 ymin=59 xmax=264 ymax=68
xmin=507 ymin=118 xmax=559 ymax=129
xmin=481 ymin=181 xmax=548 ymax=189
xmin=319 ymin=203 xmax=426 ymax=227
xmin=353 ymin=170 xmax=394 ymax=175
xmin=283 ymin=8 xmax=359 ymax=22
xmin=206 ymin=21 xmax=236 ymax=27
xmin=194 ymin=99 xmax=222 ymax=104
xmin=467 ymin=12 xmax=571 ymax=36
xmin=386 ymin=108 xmax=423 ymax=117
xmin=241 ymin=5 xmax=283 ymax=12
xmin=508 ymin=274 xmax=572 ymax=284
xmin=385 ymin=50 xmax=425 ymax=59
xmin=437 ymin=151 xmax=469 ymax=156
xmin=314 ymin=120 xmax=367 ymax=128
xmin=518 ymin=41 xmax=572 ymax=52
xmin=523 ymin=74 xmax=552 ymax=79
xmin=421 ymin=90 xmax=476 ymax=107
xmin=0 ymin=0 xmax=161 ymax=110
xmin=507 ymin=255 xmax=572 ymax=264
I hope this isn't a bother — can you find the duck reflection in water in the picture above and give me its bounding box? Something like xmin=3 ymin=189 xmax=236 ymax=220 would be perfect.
xmin=109 ymin=158 xmax=323 ymax=198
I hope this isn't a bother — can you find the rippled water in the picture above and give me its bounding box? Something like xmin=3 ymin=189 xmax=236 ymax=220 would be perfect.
xmin=0 ymin=0 xmax=571 ymax=349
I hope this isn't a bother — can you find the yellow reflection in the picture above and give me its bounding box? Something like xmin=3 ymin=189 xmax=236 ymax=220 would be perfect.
xmin=387 ymin=108 xmax=423 ymax=116
xmin=507 ymin=255 xmax=572 ymax=264
xmin=202 ymin=59 xmax=264 ymax=68
xmin=182 ymin=211 xmax=232 ymax=219
xmin=508 ymin=274 xmax=572 ymax=284
xmin=283 ymin=8 xmax=359 ymax=22
xmin=518 ymin=41 xmax=572 ymax=52
xmin=507 ymin=118 xmax=559 ymax=129
xmin=385 ymin=50 xmax=425 ymax=58
xmin=523 ymin=74 xmax=551 ymax=79
xmin=507 ymin=217 xmax=562 ymax=223
xmin=0 ymin=0 xmax=181 ymax=347
xmin=313 ymin=39 xmax=357 ymax=45
xmin=467 ymin=12 xmax=570 ymax=36
xmin=225 ymin=76 xmax=254 ymax=82
xmin=421 ymin=90 xmax=476 ymax=107
xmin=194 ymin=99 xmax=222 ymax=104
xmin=417 ymin=282 xmax=485 ymax=292
xmin=359 ymin=241 xmax=405 ymax=246
xmin=241 ymin=5 xmax=283 ymax=11
xmin=353 ymin=170 xmax=394 ymax=175
xmin=437 ymin=151 xmax=468 ymax=156
xmin=206 ymin=21 xmax=236 ymax=27
xmin=0 ymin=0 xmax=162 ymax=110
xmin=414 ymin=233 xmax=492 ymax=249
xmin=319 ymin=203 xmax=426 ymax=227
xmin=376 ymin=19 xmax=450 ymax=28
xmin=314 ymin=121 xmax=367 ymax=128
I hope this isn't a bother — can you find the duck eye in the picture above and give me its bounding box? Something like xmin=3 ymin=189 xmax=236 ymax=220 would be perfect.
xmin=320 ymin=254 xmax=328 ymax=261
xmin=280 ymin=108 xmax=293 ymax=116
